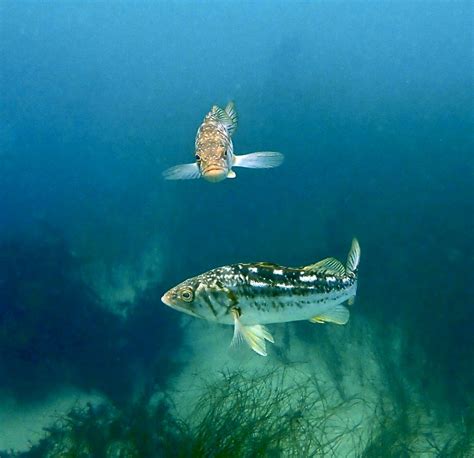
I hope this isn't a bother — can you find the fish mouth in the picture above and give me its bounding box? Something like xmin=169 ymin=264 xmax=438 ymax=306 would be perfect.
xmin=161 ymin=292 xmax=182 ymax=311
xmin=161 ymin=292 xmax=173 ymax=307
xmin=202 ymin=167 xmax=227 ymax=183
xmin=161 ymin=291 xmax=199 ymax=317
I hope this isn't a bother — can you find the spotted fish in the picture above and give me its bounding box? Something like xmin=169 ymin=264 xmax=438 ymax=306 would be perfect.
xmin=161 ymin=239 xmax=360 ymax=356
xmin=162 ymin=102 xmax=284 ymax=183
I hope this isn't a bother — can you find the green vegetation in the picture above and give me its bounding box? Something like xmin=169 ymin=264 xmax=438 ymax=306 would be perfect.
xmin=11 ymin=366 xmax=470 ymax=458
xmin=181 ymin=369 xmax=362 ymax=457
xmin=17 ymin=369 xmax=361 ymax=457
xmin=16 ymin=395 xmax=182 ymax=458
xmin=0 ymin=241 xmax=470 ymax=458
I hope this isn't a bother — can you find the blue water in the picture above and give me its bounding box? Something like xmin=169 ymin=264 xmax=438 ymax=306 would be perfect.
xmin=0 ymin=1 xmax=472 ymax=454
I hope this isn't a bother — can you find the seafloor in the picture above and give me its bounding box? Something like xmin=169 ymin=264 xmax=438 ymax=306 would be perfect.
xmin=0 ymin=235 xmax=472 ymax=457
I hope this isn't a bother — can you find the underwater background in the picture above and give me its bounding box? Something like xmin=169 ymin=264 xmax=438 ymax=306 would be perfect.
xmin=0 ymin=1 xmax=473 ymax=456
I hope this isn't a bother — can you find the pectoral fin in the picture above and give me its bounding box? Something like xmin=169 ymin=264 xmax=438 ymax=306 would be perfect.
xmin=309 ymin=305 xmax=350 ymax=325
xmin=162 ymin=163 xmax=201 ymax=180
xmin=227 ymin=170 xmax=236 ymax=178
xmin=231 ymin=308 xmax=274 ymax=356
xmin=233 ymin=152 xmax=284 ymax=169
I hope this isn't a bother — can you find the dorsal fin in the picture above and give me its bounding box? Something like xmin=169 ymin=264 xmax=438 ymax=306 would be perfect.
xmin=303 ymin=257 xmax=345 ymax=276
xmin=212 ymin=103 xmax=238 ymax=136
xmin=252 ymin=261 xmax=281 ymax=269
xmin=224 ymin=101 xmax=238 ymax=135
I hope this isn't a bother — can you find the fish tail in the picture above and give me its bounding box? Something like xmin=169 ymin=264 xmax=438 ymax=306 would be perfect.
xmin=346 ymin=238 xmax=361 ymax=276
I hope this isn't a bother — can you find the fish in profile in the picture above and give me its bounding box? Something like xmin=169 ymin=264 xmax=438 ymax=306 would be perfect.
xmin=161 ymin=239 xmax=360 ymax=356
xmin=162 ymin=102 xmax=284 ymax=183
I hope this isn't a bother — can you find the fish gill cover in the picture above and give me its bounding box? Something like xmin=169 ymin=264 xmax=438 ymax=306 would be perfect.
xmin=0 ymin=1 xmax=472 ymax=456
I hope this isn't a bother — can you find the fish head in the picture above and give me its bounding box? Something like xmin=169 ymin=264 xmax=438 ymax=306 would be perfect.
xmin=161 ymin=279 xmax=201 ymax=318
xmin=197 ymin=146 xmax=230 ymax=182
xmin=161 ymin=273 xmax=231 ymax=321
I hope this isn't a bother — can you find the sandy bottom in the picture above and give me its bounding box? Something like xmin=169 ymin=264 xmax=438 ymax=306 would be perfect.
xmin=167 ymin=314 xmax=456 ymax=456
xmin=0 ymin=313 xmax=462 ymax=455
xmin=0 ymin=387 xmax=104 ymax=452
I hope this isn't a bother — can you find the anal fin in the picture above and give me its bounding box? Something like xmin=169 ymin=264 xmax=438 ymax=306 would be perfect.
xmin=309 ymin=305 xmax=350 ymax=325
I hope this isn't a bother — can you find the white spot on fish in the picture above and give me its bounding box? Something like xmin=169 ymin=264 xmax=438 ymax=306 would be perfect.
xmin=326 ymin=276 xmax=336 ymax=282
xmin=273 ymin=269 xmax=283 ymax=275
xmin=275 ymin=283 xmax=294 ymax=289
xmin=249 ymin=267 xmax=258 ymax=273
xmin=300 ymin=275 xmax=317 ymax=282
xmin=249 ymin=280 xmax=267 ymax=287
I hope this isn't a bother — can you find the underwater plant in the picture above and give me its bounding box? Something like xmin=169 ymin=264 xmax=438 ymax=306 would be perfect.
xmin=17 ymin=368 xmax=362 ymax=457
xmin=17 ymin=397 xmax=183 ymax=458
xmin=10 ymin=365 xmax=474 ymax=457
xmin=177 ymin=368 xmax=364 ymax=457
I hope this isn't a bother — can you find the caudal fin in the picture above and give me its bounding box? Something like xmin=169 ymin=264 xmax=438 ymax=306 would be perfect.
xmin=233 ymin=151 xmax=284 ymax=169
xmin=346 ymin=238 xmax=360 ymax=275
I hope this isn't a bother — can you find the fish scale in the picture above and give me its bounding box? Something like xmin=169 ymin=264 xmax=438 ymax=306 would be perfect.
xmin=162 ymin=102 xmax=284 ymax=182
xmin=162 ymin=239 xmax=360 ymax=356
xmin=217 ymin=264 xmax=357 ymax=325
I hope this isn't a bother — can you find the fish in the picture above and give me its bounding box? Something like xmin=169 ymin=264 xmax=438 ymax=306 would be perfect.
xmin=162 ymin=102 xmax=284 ymax=183
xmin=161 ymin=238 xmax=360 ymax=356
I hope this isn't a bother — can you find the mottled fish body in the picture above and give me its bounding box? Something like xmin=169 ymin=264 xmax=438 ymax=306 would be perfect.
xmin=162 ymin=239 xmax=360 ymax=356
xmin=162 ymin=102 xmax=284 ymax=182
xmin=194 ymin=263 xmax=357 ymax=326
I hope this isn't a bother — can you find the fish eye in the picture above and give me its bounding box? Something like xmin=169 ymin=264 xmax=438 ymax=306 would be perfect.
xmin=195 ymin=154 xmax=201 ymax=161
xmin=180 ymin=287 xmax=194 ymax=302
